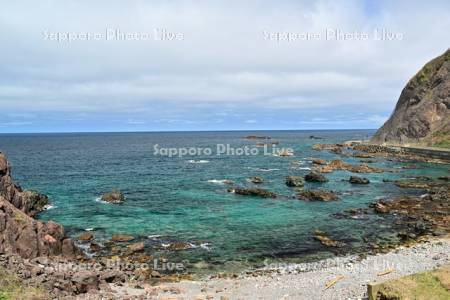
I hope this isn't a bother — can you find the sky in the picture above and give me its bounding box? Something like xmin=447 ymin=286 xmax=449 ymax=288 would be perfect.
xmin=0 ymin=0 xmax=449 ymax=133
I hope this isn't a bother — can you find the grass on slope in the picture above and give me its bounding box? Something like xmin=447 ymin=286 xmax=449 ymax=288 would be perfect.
xmin=0 ymin=267 xmax=47 ymax=300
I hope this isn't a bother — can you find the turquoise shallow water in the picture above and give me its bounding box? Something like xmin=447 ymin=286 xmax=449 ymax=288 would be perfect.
xmin=0 ymin=130 xmax=448 ymax=274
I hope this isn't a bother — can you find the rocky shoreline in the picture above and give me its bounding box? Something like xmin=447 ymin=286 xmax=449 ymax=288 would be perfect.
xmin=1 ymin=138 xmax=450 ymax=299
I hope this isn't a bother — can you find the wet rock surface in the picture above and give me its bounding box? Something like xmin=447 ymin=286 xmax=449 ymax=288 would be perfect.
xmin=304 ymin=172 xmax=329 ymax=183
xmin=231 ymin=187 xmax=277 ymax=198
xmin=349 ymin=176 xmax=370 ymax=184
xmin=285 ymin=176 xmax=304 ymax=187
xmin=297 ymin=190 xmax=339 ymax=202
xmin=101 ymin=190 xmax=125 ymax=204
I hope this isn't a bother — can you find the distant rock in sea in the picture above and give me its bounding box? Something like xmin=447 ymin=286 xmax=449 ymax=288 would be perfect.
xmin=101 ymin=189 xmax=125 ymax=204
xmin=371 ymin=49 xmax=450 ymax=148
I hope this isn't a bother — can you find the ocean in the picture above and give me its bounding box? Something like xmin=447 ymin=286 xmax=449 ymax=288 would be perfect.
xmin=1 ymin=130 xmax=447 ymax=275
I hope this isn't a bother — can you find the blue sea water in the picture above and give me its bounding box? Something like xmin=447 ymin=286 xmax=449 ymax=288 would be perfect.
xmin=0 ymin=130 xmax=448 ymax=274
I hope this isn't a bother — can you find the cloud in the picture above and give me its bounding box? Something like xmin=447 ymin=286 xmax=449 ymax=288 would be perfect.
xmin=0 ymin=0 xmax=449 ymax=132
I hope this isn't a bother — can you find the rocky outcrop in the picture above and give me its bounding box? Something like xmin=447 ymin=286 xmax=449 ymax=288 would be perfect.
xmin=231 ymin=187 xmax=277 ymax=198
xmin=285 ymin=176 xmax=304 ymax=187
xmin=371 ymin=49 xmax=450 ymax=148
xmin=317 ymin=159 xmax=384 ymax=174
xmin=0 ymin=153 xmax=76 ymax=259
xmin=101 ymin=189 xmax=125 ymax=204
xmin=297 ymin=190 xmax=339 ymax=202
xmin=304 ymin=172 xmax=329 ymax=183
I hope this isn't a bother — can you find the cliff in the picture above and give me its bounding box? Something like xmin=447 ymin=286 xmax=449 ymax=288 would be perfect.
xmin=0 ymin=153 xmax=76 ymax=258
xmin=371 ymin=49 xmax=450 ymax=148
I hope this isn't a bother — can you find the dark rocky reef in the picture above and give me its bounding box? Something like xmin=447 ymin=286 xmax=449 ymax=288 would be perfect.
xmin=371 ymin=49 xmax=450 ymax=148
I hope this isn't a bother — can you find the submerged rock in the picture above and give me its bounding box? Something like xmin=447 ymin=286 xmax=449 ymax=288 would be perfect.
xmin=313 ymin=230 xmax=345 ymax=247
xmin=285 ymin=176 xmax=304 ymax=187
xmin=349 ymin=176 xmax=370 ymax=184
xmin=304 ymin=172 xmax=329 ymax=183
xmin=101 ymin=190 xmax=125 ymax=204
xmin=297 ymin=190 xmax=339 ymax=201
xmin=232 ymin=188 xmax=277 ymax=198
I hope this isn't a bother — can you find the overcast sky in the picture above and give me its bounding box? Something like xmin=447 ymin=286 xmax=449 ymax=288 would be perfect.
xmin=0 ymin=0 xmax=449 ymax=133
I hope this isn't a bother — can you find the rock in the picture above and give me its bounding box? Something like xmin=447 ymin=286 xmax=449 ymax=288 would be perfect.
xmin=128 ymin=242 xmax=145 ymax=253
xmin=245 ymin=135 xmax=271 ymax=140
xmin=371 ymin=49 xmax=450 ymax=147
xmin=89 ymin=242 xmax=102 ymax=252
xmin=318 ymin=160 xmax=384 ymax=174
xmin=307 ymin=158 xmax=327 ymax=165
xmin=297 ymin=190 xmax=339 ymax=202
xmin=285 ymin=176 xmax=304 ymax=187
xmin=352 ymin=152 xmax=375 ymax=158
xmin=313 ymin=230 xmax=344 ymax=247
xmin=100 ymin=270 xmax=126 ymax=283
xmin=101 ymin=190 xmax=125 ymax=204
xmin=78 ymin=232 xmax=93 ymax=242
xmin=372 ymin=202 xmax=389 ymax=214
xmin=349 ymin=176 xmax=370 ymax=184
xmin=72 ymin=270 xmax=99 ymax=293
xmin=304 ymin=172 xmax=329 ymax=183
xmin=312 ymin=144 xmax=343 ymax=154
xmin=111 ymin=234 xmax=135 ymax=242
xmin=168 ymin=242 xmax=193 ymax=251
xmin=151 ymin=270 xmax=162 ymax=278
xmin=19 ymin=190 xmax=49 ymax=217
xmin=249 ymin=176 xmax=264 ymax=184
xmin=394 ymin=180 xmax=429 ymax=189
xmin=232 ymin=188 xmax=277 ymax=198
xmin=0 ymin=154 xmax=8 ymax=176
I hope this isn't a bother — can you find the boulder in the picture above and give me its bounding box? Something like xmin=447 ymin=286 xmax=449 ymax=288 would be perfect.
xmin=232 ymin=188 xmax=277 ymax=198
xmin=72 ymin=270 xmax=99 ymax=293
xmin=297 ymin=190 xmax=339 ymax=201
xmin=127 ymin=242 xmax=145 ymax=253
xmin=349 ymin=176 xmax=370 ymax=184
xmin=111 ymin=234 xmax=135 ymax=242
xmin=304 ymin=172 xmax=329 ymax=183
xmin=101 ymin=190 xmax=125 ymax=204
xmin=285 ymin=176 xmax=304 ymax=187
xmin=78 ymin=232 xmax=93 ymax=242
xmin=100 ymin=270 xmax=126 ymax=283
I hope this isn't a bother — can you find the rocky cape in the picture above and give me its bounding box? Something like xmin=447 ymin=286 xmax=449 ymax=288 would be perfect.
xmin=0 ymin=153 xmax=76 ymax=258
xmin=371 ymin=49 xmax=450 ymax=148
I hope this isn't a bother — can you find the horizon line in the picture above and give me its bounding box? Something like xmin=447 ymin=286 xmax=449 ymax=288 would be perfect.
xmin=0 ymin=128 xmax=378 ymax=135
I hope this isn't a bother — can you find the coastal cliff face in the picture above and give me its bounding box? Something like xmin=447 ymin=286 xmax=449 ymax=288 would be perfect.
xmin=0 ymin=153 xmax=76 ymax=258
xmin=371 ymin=49 xmax=450 ymax=148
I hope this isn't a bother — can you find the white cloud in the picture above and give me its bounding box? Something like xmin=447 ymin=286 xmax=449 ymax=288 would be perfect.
xmin=0 ymin=0 xmax=449 ymax=131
